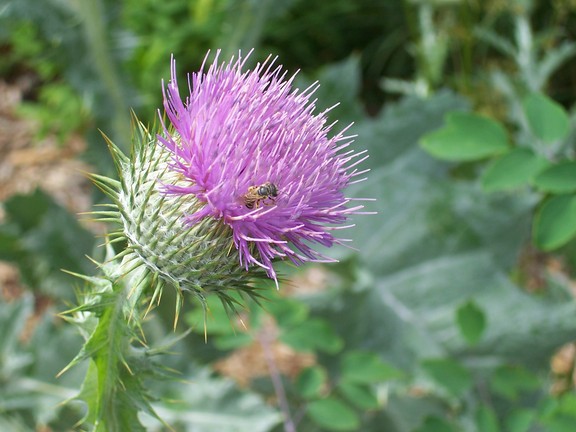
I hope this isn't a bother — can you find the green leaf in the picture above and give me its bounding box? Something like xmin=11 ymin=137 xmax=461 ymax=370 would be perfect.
xmin=476 ymin=406 xmax=500 ymax=432
xmin=307 ymin=398 xmax=360 ymax=431
xmin=0 ymin=297 xmax=33 ymax=358
xmin=455 ymin=300 xmax=486 ymax=345
xmin=523 ymin=92 xmax=570 ymax=143
xmin=505 ymin=409 xmax=536 ymax=432
xmin=0 ymin=189 xmax=95 ymax=298
xmin=420 ymin=112 xmax=509 ymax=161
xmin=266 ymin=297 xmax=309 ymax=327
xmin=0 ymin=294 xmax=86 ymax=428
xmin=415 ymin=416 xmax=456 ymax=432
xmin=421 ymin=358 xmax=472 ymax=397
xmin=541 ymin=416 xmax=576 ymax=432
xmin=295 ymin=366 xmax=327 ymax=399
xmin=311 ymin=55 xmax=365 ymax=123
xmin=341 ymin=351 xmax=404 ymax=384
xmin=280 ymin=318 xmax=343 ymax=354
xmin=3 ymin=188 xmax=52 ymax=232
xmin=557 ymin=393 xmax=576 ymax=417
xmin=481 ymin=148 xmax=550 ymax=192
xmin=533 ymin=194 xmax=576 ymax=250
xmin=213 ymin=333 xmax=253 ymax=350
xmin=338 ymin=382 xmax=379 ymax=410
xmin=0 ymin=227 xmax=22 ymax=261
xmin=63 ymin=265 xmax=168 ymax=432
xmin=489 ymin=365 xmax=540 ymax=400
xmin=163 ymin=368 xmax=282 ymax=432
xmin=534 ymin=161 xmax=576 ymax=193
xmin=186 ymin=296 xmax=238 ymax=336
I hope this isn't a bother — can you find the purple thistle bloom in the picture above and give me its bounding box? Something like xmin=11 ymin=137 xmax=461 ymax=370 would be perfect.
xmin=159 ymin=51 xmax=369 ymax=284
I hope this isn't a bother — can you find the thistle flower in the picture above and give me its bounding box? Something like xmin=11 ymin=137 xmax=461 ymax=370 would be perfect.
xmin=158 ymin=51 xmax=369 ymax=286
xmin=94 ymin=50 xmax=369 ymax=308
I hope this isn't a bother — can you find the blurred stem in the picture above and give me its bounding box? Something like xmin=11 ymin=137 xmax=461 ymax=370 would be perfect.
xmin=455 ymin=2 xmax=474 ymax=93
xmin=78 ymin=0 xmax=131 ymax=151
xmin=416 ymin=3 xmax=449 ymax=93
xmin=513 ymin=14 xmax=545 ymax=92
xmin=16 ymin=377 xmax=77 ymax=399
xmin=257 ymin=318 xmax=296 ymax=432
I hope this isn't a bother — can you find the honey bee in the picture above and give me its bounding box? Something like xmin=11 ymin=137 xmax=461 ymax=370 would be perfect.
xmin=242 ymin=181 xmax=279 ymax=209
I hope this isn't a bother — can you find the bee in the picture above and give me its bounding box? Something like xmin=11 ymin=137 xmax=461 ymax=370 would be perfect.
xmin=242 ymin=181 xmax=279 ymax=209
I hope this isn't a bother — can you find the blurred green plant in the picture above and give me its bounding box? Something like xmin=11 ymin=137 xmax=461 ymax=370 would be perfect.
xmin=17 ymin=83 xmax=90 ymax=143
xmin=1 ymin=21 xmax=91 ymax=144
xmin=2 ymin=0 xmax=576 ymax=431
xmin=420 ymin=9 xmax=576 ymax=252
xmin=0 ymin=189 xmax=96 ymax=300
xmin=186 ymin=287 xmax=404 ymax=432
xmin=0 ymin=296 xmax=85 ymax=429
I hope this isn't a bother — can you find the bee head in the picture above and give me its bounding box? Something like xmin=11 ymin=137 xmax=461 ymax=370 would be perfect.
xmin=260 ymin=182 xmax=278 ymax=197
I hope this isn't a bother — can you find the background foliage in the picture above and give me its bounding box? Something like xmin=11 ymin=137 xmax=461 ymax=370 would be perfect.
xmin=2 ymin=0 xmax=576 ymax=431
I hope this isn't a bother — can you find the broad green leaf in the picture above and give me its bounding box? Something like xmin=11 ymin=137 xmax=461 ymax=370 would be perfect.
xmin=186 ymin=296 xmax=239 ymax=336
xmin=420 ymin=112 xmax=509 ymax=161
xmin=310 ymin=55 xmax=365 ymax=123
xmin=455 ymin=300 xmax=486 ymax=345
xmin=421 ymin=358 xmax=472 ymax=397
xmin=151 ymin=368 xmax=281 ymax=432
xmin=533 ymin=194 xmax=576 ymax=250
xmin=540 ymin=395 xmax=576 ymax=432
xmin=307 ymin=398 xmax=360 ymax=431
xmin=338 ymin=382 xmax=379 ymax=410
xmin=557 ymin=393 xmax=576 ymax=416
xmin=266 ymin=297 xmax=309 ymax=327
xmin=534 ymin=161 xmax=576 ymax=193
xmin=365 ymin=251 xmax=576 ymax=367
xmin=541 ymin=416 xmax=576 ymax=432
xmin=481 ymin=148 xmax=550 ymax=192
xmin=489 ymin=365 xmax=540 ymax=400
xmin=523 ymin=92 xmax=569 ymax=143
xmin=353 ymin=90 xmax=468 ymax=172
xmin=306 ymin=89 xmax=576 ymax=429
xmin=505 ymin=409 xmax=536 ymax=432
xmin=415 ymin=416 xmax=456 ymax=432
xmin=348 ymin=94 xmax=576 ymax=370
xmin=213 ymin=333 xmax=253 ymax=350
xmin=280 ymin=318 xmax=343 ymax=354
xmin=476 ymin=406 xmax=500 ymax=432
xmin=295 ymin=366 xmax=327 ymax=399
xmin=341 ymin=351 xmax=404 ymax=384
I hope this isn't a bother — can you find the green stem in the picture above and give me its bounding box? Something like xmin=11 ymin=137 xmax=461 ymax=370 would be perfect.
xmin=73 ymin=263 xmax=153 ymax=431
xmin=78 ymin=0 xmax=131 ymax=151
xmin=15 ymin=377 xmax=77 ymax=400
xmin=101 ymin=281 xmax=130 ymax=429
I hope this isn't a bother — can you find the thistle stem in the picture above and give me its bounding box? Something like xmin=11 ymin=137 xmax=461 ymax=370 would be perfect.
xmin=78 ymin=0 xmax=131 ymax=151
xmin=257 ymin=319 xmax=297 ymax=432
